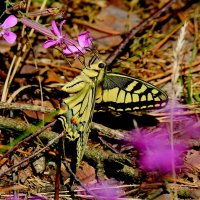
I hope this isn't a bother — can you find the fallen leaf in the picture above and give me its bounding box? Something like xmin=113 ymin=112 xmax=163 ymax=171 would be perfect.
xmin=76 ymin=161 xmax=96 ymax=184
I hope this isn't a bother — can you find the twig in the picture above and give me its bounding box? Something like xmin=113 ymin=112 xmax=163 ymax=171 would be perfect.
xmin=106 ymin=0 xmax=177 ymax=66
xmin=146 ymin=60 xmax=200 ymax=82
xmin=55 ymin=141 xmax=62 ymax=200
xmin=0 ymin=114 xmax=126 ymax=141
xmin=25 ymin=60 xmax=81 ymax=73
xmin=0 ymin=133 xmax=61 ymax=178
xmin=0 ymin=120 xmax=56 ymax=162
xmin=0 ymin=102 xmax=54 ymax=113
xmin=72 ymin=19 xmax=120 ymax=35
xmin=151 ymin=23 xmax=184 ymax=54
xmin=92 ymin=122 xmax=125 ymax=140
xmin=62 ymin=159 xmax=98 ymax=199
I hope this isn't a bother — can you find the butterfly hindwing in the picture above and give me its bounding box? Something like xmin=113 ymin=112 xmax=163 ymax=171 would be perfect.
xmin=95 ymin=73 xmax=168 ymax=112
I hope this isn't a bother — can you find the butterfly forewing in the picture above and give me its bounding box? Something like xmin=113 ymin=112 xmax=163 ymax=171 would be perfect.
xmin=95 ymin=73 xmax=168 ymax=111
xmin=58 ymin=61 xmax=105 ymax=170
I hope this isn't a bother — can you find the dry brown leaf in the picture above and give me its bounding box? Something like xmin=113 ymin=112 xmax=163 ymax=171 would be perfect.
xmin=76 ymin=161 xmax=96 ymax=184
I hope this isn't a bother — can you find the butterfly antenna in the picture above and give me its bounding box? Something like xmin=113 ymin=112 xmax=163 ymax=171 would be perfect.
xmin=89 ymin=54 xmax=99 ymax=66
xmin=78 ymin=55 xmax=86 ymax=68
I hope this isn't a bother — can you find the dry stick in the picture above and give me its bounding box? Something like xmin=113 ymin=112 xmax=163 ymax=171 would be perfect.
xmin=177 ymin=12 xmax=200 ymax=41
xmin=72 ymin=18 xmax=120 ymax=35
xmin=54 ymin=152 xmax=61 ymax=200
xmin=0 ymin=133 xmax=62 ymax=178
xmin=152 ymin=61 xmax=200 ymax=86
xmin=106 ymin=0 xmax=177 ymax=66
xmin=152 ymin=8 xmax=200 ymax=55
xmin=0 ymin=120 xmax=56 ymax=162
xmin=152 ymin=23 xmax=184 ymax=55
xmin=0 ymin=102 xmax=54 ymax=113
xmin=62 ymin=160 xmax=98 ymax=199
xmin=146 ymin=60 xmax=200 ymax=82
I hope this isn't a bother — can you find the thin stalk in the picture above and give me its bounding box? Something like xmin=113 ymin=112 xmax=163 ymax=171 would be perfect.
xmin=170 ymin=22 xmax=187 ymax=199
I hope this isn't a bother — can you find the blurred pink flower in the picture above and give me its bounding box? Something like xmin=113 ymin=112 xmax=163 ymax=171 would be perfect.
xmin=181 ymin=118 xmax=200 ymax=140
xmin=5 ymin=195 xmax=46 ymax=200
xmin=163 ymin=100 xmax=200 ymax=139
xmin=86 ymin=180 xmax=125 ymax=200
xmin=63 ymin=31 xmax=92 ymax=57
xmin=0 ymin=15 xmax=17 ymax=44
xmin=29 ymin=195 xmax=47 ymax=200
xmin=139 ymin=141 xmax=186 ymax=173
xmin=128 ymin=127 xmax=187 ymax=174
xmin=124 ymin=100 xmax=200 ymax=174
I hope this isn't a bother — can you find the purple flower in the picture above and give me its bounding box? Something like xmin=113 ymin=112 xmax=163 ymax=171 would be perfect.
xmin=29 ymin=195 xmax=47 ymax=200
xmin=184 ymin=122 xmax=200 ymax=139
xmin=43 ymin=20 xmax=66 ymax=48
xmin=0 ymin=15 xmax=17 ymax=44
xmin=20 ymin=17 xmax=56 ymax=39
xmin=43 ymin=20 xmax=78 ymax=49
xmin=162 ymin=100 xmax=200 ymax=139
xmin=139 ymin=141 xmax=186 ymax=173
xmin=86 ymin=180 xmax=125 ymax=200
xmin=21 ymin=18 xmax=93 ymax=58
xmin=128 ymin=127 xmax=187 ymax=174
xmin=63 ymin=31 xmax=92 ymax=57
xmin=5 ymin=195 xmax=47 ymax=200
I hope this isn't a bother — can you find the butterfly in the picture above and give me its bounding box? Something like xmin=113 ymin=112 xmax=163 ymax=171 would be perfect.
xmin=57 ymin=57 xmax=168 ymax=173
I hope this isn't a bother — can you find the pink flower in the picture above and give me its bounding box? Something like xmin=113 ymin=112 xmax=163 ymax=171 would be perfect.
xmin=43 ymin=20 xmax=77 ymax=49
xmin=29 ymin=195 xmax=47 ymax=200
xmin=162 ymin=100 xmax=200 ymax=139
xmin=63 ymin=31 xmax=92 ymax=57
xmin=20 ymin=17 xmax=56 ymax=39
xmin=5 ymin=196 xmax=47 ymax=200
xmin=86 ymin=180 xmax=125 ymax=200
xmin=128 ymin=127 xmax=187 ymax=174
xmin=21 ymin=18 xmax=93 ymax=58
xmin=139 ymin=141 xmax=186 ymax=173
xmin=0 ymin=15 xmax=17 ymax=44
xmin=43 ymin=20 xmax=65 ymax=48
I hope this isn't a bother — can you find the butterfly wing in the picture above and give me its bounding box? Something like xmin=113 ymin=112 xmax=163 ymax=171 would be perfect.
xmin=95 ymin=73 xmax=168 ymax=111
xmin=58 ymin=60 xmax=107 ymax=175
xmin=58 ymin=75 xmax=97 ymax=170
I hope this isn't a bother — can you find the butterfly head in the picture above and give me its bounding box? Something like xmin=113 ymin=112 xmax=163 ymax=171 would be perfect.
xmin=88 ymin=61 xmax=106 ymax=71
xmin=82 ymin=61 xmax=107 ymax=82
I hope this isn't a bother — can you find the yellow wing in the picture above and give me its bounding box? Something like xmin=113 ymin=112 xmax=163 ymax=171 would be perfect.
xmin=58 ymin=61 xmax=106 ymax=170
